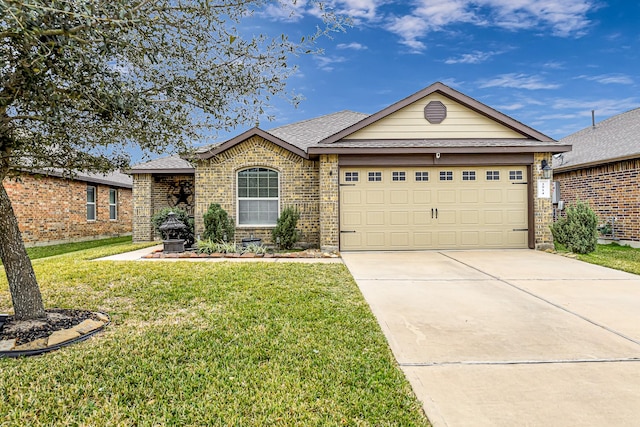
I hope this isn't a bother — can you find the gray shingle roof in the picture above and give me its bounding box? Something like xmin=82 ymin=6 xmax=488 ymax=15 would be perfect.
xmin=266 ymin=110 xmax=369 ymax=150
xmin=128 ymin=155 xmax=195 ymax=174
xmin=555 ymin=108 xmax=640 ymax=171
xmin=313 ymin=138 xmax=565 ymax=149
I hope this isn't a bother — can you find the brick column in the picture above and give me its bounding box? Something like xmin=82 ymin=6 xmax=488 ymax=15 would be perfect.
xmin=132 ymin=173 xmax=154 ymax=242
xmin=533 ymin=152 xmax=554 ymax=250
xmin=319 ymin=154 xmax=339 ymax=252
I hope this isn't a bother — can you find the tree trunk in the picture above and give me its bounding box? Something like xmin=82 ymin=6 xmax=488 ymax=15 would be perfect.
xmin=0 ymin=182 xmax=46 ymax=320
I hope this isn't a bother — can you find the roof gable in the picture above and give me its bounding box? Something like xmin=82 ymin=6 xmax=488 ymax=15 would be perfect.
xmin=320 ymin=82 xmax=554 ymax=144
xmin=196 ymin=128 xmax=308 ymax=160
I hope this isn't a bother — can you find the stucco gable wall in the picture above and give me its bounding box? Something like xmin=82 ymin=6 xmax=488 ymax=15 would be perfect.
xmin=345 ymin=93 xmax=526 ymax=140
xmin=554 ymin=158 xmax=640 ymax=243
xmin=195 ymin=136 xmax=320 ymax=246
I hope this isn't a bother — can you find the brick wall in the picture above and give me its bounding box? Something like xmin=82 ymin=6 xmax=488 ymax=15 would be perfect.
xmin=554 ymin=159 xmax=640 ymax=242
xmin=534 ymin=152 xmax=554 ymax=250
xmin=3 ymin=174 xmax=132 ymax=246
xmin=319 ymin=154 xmax=339 ymax=251
xmin=195 ymin=136 xmax=320 ymax=246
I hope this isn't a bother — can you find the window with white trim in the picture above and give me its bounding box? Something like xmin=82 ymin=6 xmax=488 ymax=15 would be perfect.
xmin=109 ymin=188 xmax=118 ymax=220
xmin=415 ymin=171 xmax=429 ymax=181
xmin=368 ymin=171 xmax=382 ymax=182
xmin=439 ymin=171 xmax=453 ymax=181
xmin=345 ymin=171 xmax=359 ymax=182
xmin=509 ymin=170 xmax=523 ymax=181
xmin=237 ymin=168 xmax=279 ymax=226
xmin=486 ymin=170 xmax=500 ymax=181
xmin=392 ymin=171 xmax=406 ymax=181
xmin=86 ymin=186 xmax=96 ymax=221
xmin=462 ymin=170 xmax=476 ymax=181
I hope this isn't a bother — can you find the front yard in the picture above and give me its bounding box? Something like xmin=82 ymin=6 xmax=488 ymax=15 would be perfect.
xmin=0 ymin=242 xmax=429 ymax=426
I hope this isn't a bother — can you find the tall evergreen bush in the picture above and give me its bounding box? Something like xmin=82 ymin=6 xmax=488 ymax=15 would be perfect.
xmin=272 ymin=206 xmax=300 ymax=250
xmin=203 ymin=203 xmax=235 ymax=242
xmin=550 ymin=200 xmax=599 ymax=254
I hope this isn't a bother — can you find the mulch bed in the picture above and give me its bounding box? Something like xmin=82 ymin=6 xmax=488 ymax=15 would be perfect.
xmin=0 ymin=308 xmax=98 ymax=345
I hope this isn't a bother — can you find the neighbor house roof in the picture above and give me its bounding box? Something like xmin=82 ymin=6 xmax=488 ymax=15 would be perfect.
xmin=554 ymin=107 xmax=640 ymax=172
xmin=128 ymin=155 xmax=195 ymax=174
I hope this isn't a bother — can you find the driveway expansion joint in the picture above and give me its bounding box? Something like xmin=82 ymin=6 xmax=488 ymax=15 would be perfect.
xmin=399 ymin=357 xmax=640 ymax=367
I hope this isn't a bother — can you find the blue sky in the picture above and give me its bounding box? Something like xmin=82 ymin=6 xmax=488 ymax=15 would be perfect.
xmin=226 ymin=0 xmax=639 ymax=144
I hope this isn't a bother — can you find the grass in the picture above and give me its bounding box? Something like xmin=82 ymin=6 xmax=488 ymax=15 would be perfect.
xmin=575 ymin=243 xmax=640 ymax=275
xmin=0 ymin=243 xmax=429 ymax=426
xmin=25 ymin=236 xmax=157 ymax=260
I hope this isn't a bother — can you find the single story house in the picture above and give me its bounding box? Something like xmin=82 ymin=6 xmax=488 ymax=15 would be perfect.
xmin=130 ymin=82 xmax=571 ymax=251
xmin=4 ymin=170 xmax=133 ymax=246
xmin=554 ymin=108 xmax=640 ymax=246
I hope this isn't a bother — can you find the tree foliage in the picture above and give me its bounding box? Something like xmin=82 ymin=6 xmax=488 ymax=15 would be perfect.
xmin=550 ymin=200 xmax=599 ymax=254
xmin=202 ymin=203 xmax=234 ymax=243
xmin=0 ymin=0 xmax=346 ymax=319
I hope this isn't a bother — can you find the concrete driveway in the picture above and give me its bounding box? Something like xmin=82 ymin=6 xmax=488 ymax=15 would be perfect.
xmin=341 ymin=250 xmax=640 ymax=427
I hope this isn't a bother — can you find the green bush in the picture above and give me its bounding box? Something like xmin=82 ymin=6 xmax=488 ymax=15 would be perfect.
xmin=550 ymin=200 xmax=599 ymax=254
xmin=272 ymin=206 xmax=300 ymax=250
xmin=203 ymin=203 xmax=235 ymax=242
xmin=151 ymin=207 xmax=195 ymax=247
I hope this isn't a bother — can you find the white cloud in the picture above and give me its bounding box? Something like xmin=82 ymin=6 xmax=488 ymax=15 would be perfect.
xmin=260 ymin=1 xmax=308 ymax=22
xmin=479 ymin=73 xmax=560 ymax=90
xmin=336 ymin=42 xmax=368 ymax=50
xmin=314 ymin=55 xmax=348 ymax=71
xmin=577 ymin=73 xmax=635 ymax=85
xmin=385 ymin=0 xmax=595 ymax=52
xmin=444 ymin=50 xmax=501 ymax=64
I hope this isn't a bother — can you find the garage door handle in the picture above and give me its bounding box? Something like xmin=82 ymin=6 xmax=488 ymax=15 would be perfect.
xmin=431 ymin=208 xmax=438 ymax=219
xmin=435 ymin=208 xmax=438 ymax=219
xmin=431 ymin=208 xmax=434 ymax=218
xmin=341 ymin=230 xmax=356 ymax=233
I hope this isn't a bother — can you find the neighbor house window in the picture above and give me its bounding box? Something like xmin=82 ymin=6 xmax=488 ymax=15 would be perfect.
xmin=237 ymin=168 xmax=279 ymax=226
xmin=86 ymin=186 xmax=96 ymax=221
xmin=109 ymin=188 xmax=118 ymax=220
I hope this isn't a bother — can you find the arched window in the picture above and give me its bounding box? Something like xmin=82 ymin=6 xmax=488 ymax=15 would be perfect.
xmin=237 ymin=168 xmax=279 ymax=226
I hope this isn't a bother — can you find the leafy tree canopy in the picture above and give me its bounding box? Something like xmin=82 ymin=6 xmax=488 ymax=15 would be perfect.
xmin=0 ymin=0 xmax=346 ymax=178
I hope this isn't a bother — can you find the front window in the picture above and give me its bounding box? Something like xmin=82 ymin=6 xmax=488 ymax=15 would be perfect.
xmin=109 ymin=189 xmax=118 ymax=220
xmin=86 ymin=186 xmax=96 ymax=221
xmin=237 ymin=168 xmax=279 ymax=226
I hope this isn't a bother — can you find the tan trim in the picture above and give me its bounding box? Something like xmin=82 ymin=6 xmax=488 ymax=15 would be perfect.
xmin=309 ymin=145 xmax=571 ymax=155
xmin=196 ymin=127 xmax=309 ymax=160
xmin=320 ymin=82 xmax=556 ymax=144
xmin=338 ymin=153 xmax=534 ymax=166
xmin=553 ymin=154 xmax=640 ymax=173
xmin=527 ymin=165 xmax=535 ymax=249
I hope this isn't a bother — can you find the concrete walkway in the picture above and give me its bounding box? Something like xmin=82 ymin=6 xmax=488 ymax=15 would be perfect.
xmin=341 ymin=250 xmax=640 ymax=427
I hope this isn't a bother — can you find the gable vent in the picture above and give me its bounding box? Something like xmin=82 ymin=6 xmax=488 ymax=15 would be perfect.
xmin=424 ymin=101 xmax=447 ymax=124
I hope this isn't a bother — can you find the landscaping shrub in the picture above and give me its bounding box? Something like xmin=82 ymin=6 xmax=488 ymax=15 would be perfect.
xmin=272 ymin=206 xmax=300 ymax=250
xmin=550 ymin=200 xmax=598 ymax=254
xmin=151 ymin=207 xmax=195 ymax=247
xmin=203 ymin=203 xmax=235 ymax=242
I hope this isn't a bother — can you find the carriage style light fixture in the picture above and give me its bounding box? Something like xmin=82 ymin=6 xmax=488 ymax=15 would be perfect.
xmin=540 ymin=159 xmax=552 ymax=179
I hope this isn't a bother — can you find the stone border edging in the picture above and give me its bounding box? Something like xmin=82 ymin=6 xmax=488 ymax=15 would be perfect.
xmin=0 ymin=312 xmax=110 ymax=358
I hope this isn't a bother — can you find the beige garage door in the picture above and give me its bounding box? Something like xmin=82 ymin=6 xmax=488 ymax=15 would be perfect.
xmin=340 ymin=166 xmax=528 ymax=250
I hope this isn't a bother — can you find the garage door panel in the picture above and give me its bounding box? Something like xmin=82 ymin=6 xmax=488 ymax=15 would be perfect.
xmin=340 ymin=166 xmax=528 ymax=251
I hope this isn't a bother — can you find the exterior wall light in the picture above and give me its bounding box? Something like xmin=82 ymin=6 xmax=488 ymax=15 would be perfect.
xmin=541 ymin=159 xmax=552 ymax=179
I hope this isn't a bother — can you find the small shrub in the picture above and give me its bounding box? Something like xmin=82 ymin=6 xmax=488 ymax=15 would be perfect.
xmin=272 ymin=206 xmax=300 ymax=250
xmin=203 ymin=203 xmax=235 ymax=242
xmin=243 ymin=243 xmax=267 ymax=255
xmin=151 ymin=207 xmax=195 ymax=247
xmin=195 ymin=239 xmax=218 ymax=254
xmin=216 ymin=241 xmax=240 ymax=254
xmin=550 ymin=200 xmax=598 ymax=254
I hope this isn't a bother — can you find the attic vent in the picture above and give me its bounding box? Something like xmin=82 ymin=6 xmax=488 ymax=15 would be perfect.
xmin=424 ymin=101 xmax=447 ymax=124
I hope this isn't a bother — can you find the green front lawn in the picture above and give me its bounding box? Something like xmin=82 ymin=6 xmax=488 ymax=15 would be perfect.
xmin=0 ymin=245 xmax=429 ymax=426
xmin=576 ymin=243 xmax=640 ymax=275
xmin=25 ymin=236 xmax=157 ymax=260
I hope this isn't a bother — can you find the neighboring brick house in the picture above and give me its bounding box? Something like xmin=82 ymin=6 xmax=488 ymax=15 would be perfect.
xmin=554 ymin=108 xmax=640 ymax=246
xmin=4 ymin=170 xmax=133 ymax=246
xmin=130 ymin=82 xmax=571 ymax=251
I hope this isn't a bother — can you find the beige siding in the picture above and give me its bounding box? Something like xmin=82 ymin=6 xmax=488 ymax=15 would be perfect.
xmin=345 ymin=93 xmax=526 ymax=140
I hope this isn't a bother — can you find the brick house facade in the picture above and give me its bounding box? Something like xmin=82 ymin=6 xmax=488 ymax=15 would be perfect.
xmin=4 ymin=171 xmax=133 ymax=246
xmin=131 ymin=83 xmax=570 ymax=251
xmin=554 ymin=109 xmax=640 ymax=246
